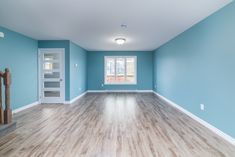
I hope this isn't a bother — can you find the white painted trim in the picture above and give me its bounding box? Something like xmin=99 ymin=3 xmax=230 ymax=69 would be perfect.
xmin=87 ymin=90 xmax=107 ymax=93
xmin=153 ymin=91 xmax=235 ymax=146
xmin=13 ymin=101 xmax=40 ymax=114
xmin=64 ymin=92 xmax=87 ymax=104
xmin=87 ymin=90 xmax=153 ymax=93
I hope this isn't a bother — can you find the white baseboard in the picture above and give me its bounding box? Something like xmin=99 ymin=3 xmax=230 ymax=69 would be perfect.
xmin=153 ymin=91 xmax=235 ymax=146
xmin=13 ymin=101 xmax=40 ymax=114
xmin=13 ymin=92 xmax=88 ymax=113
xmin=86 ymin=90 xmax=106 ymax=93
xmin=87 ymin=90 xmax=153 ymax=93
xmin=64 ymin=92 xmax=87 ymax=104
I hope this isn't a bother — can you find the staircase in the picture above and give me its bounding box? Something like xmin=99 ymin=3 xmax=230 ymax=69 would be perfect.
xmin=0 ymin=68 xmax=16 ymax=137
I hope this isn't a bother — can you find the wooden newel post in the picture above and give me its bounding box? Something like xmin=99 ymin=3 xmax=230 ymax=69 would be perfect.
xmin=4 ymin=68 xmax=12 ymax=124
xmin=0 ymin=74 xmax=4 ymax=124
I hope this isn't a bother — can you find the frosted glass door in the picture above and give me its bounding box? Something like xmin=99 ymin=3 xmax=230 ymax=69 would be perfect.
xmin=39 ymin=49 xmax=65 ymax=103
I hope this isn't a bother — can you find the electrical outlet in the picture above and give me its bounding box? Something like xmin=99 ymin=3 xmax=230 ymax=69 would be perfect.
xmin=200 ymin=104 xmax=205 ymax=111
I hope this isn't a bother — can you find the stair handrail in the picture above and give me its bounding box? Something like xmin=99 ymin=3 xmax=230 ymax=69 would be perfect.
xmin=0 ymin=68 xmax=12 ymax=124
xmin=0 ymin=72 xmax=3 ymax=124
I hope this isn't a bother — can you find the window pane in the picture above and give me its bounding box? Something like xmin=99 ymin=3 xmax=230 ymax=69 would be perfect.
xmin=44 ymin=72 xmax=60 ymax=79
xmin=43 ymin=62 xmax=60 ymax=70
xmin=106 ymin=58 xmax=115 ymax=83
xmin=44 ymin=91 xmax=60 ymax=97
xmin=105 ymin=56 xmax=136 ymax=84
xmin=44 ymin=53 xmax=60 ymax=61
xmin=126 ymin=58 xmax=135 ymax=83
xmin=44 ymin=81 xmax=60 ymax=88
xmin=116 ymin=58 xmax=125 ymax=83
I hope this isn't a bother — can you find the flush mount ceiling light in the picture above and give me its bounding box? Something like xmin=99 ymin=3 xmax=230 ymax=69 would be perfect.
xmin=121 ymin=24 xmax=127 ymax=28
xmin=115 ymin=38 xmax=126 ymax=45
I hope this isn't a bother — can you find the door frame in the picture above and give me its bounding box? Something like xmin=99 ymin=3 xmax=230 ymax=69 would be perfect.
xmin=38 ymin=48 xmax=65 ymax=104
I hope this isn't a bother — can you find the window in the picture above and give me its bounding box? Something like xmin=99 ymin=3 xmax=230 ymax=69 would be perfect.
xmin=105 ymin=56 xmax=137 ymax=84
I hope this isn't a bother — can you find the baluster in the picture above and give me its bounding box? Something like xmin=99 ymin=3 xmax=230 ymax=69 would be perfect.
xmin=4 ymin=68 xmax=12 ymax=124
xmin=0 ymin=74 xmax=3 ymax=124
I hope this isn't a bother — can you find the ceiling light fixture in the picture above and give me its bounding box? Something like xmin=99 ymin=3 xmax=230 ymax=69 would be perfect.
xmin=121 ymin=24 xmax=127 ymax=28
xmin=115 ymin=38 xmax=126 ymax=45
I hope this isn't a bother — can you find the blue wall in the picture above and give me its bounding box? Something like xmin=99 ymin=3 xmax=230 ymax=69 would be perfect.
xmin=69 ymin=42 xmax=87 ymax=100
xmin=88 ymin=51 xmax=153 ymax=90
xmin=0 ymin=27 xmax=38 ymax=110
xmin=153 ymin=2 xmax=235 ymax=138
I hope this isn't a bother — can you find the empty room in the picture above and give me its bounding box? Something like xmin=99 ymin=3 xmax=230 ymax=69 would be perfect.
xmin=0 ymin=0 xmax=235 ymax=156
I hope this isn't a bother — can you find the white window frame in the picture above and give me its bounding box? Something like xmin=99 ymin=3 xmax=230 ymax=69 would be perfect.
xmin=104 ymin=56 xmax=137 ymax=85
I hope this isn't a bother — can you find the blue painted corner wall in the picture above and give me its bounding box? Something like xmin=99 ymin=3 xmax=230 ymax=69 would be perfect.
xmin=87 ymin=51 xmax=153 ymax=90
xmin=153 ymin=2 xmax=235 ymax=138
xmin=0 ymin=26 xmax=38 ymax=110
xmin=69 ymin=42 xmax=87 ymax=100
xmin=38 ymin=40 xmax=87 ymax=101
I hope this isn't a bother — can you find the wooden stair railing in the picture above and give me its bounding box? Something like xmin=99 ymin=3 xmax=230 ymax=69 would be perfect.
xmin=0 ymin=73 xmax=3 ymax=124
xmin=0 ymin=68 xmax=12 ymax=124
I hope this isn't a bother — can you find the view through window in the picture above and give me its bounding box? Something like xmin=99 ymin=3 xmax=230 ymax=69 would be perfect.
xmin=105 ymin=56 xmax=137 ymax=84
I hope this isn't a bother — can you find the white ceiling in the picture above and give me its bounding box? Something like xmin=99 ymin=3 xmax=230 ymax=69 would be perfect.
xmin=0 ymin=0 xmax=232 ymax=51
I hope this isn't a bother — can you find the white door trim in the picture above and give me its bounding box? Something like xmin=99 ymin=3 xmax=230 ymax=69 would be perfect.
xmin=38 ymin=48 xmax=65 ymax=103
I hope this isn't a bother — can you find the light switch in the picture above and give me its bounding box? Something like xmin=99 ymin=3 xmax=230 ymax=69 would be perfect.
xmin=0 ymin=32 xmax=4 ymax=38
xmin=200 ymin=104 xmax=205 ymax=111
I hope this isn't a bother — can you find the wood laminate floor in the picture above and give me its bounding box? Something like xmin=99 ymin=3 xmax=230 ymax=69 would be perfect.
xmin=0 ymin=93 xmax=235 ymax=157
